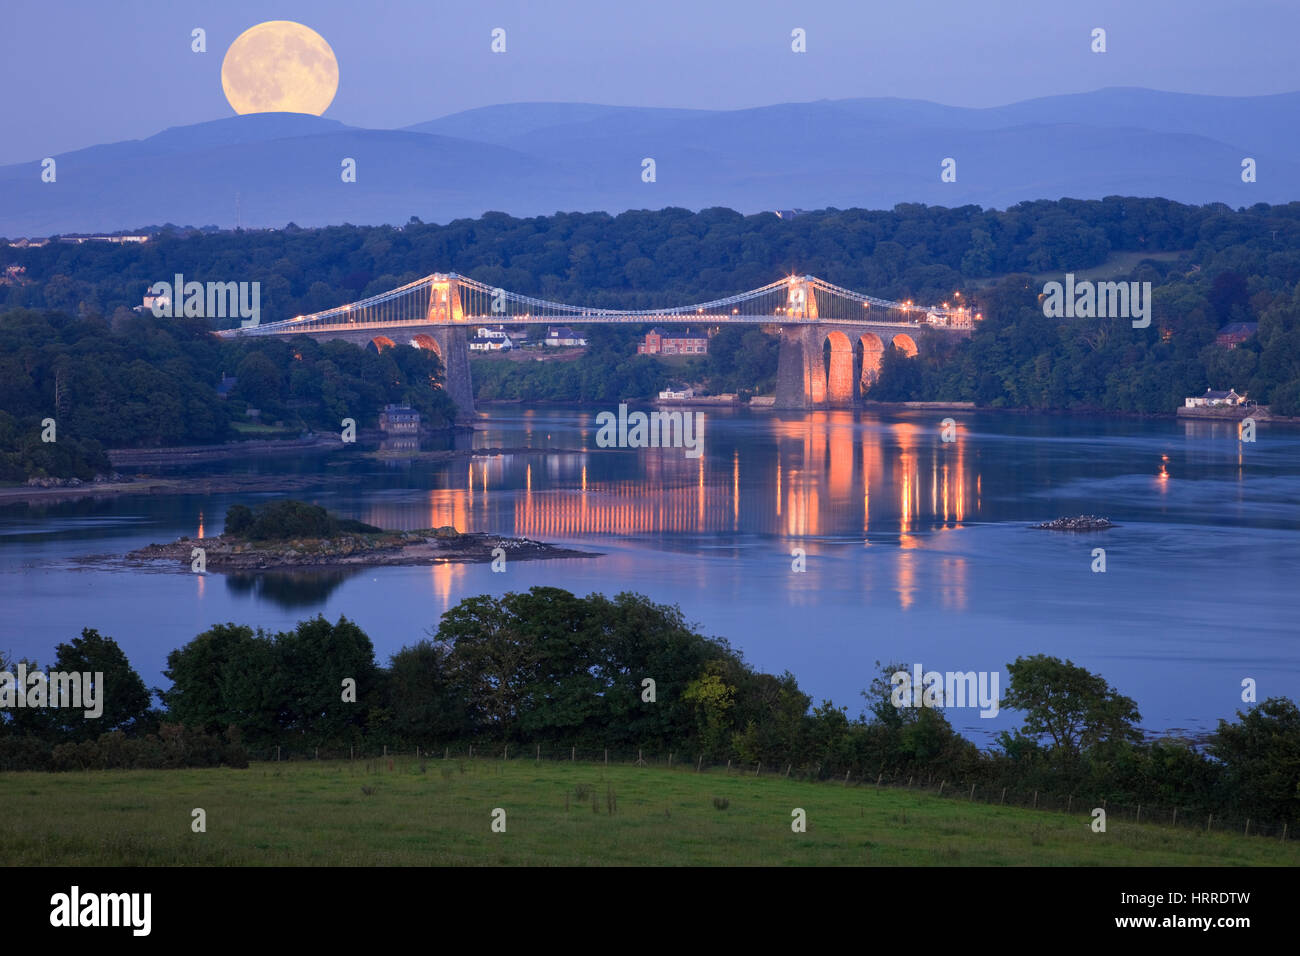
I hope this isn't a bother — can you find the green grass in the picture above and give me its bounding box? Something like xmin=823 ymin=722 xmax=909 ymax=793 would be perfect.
xmin=1 ymin=758 xmax=1293 ymax=866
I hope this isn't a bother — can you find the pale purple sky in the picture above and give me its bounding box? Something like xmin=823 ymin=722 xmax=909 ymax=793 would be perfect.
xmin=2 ymin=0 xmax=1297 ymax=164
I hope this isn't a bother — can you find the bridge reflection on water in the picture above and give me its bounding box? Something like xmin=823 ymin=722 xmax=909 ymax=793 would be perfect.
xmin=353 ymin=410 xmax=978 ymax=613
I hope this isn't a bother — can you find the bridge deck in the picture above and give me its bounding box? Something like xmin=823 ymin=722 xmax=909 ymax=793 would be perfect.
xmin=221 ymin=314 xmax=964 ymax=337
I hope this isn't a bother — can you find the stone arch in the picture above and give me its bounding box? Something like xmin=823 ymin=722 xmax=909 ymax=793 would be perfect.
xmin=367 ymin=336 xmax=397 ymax=353
xmin=891 ymin=332 xmax=918 ymax=358
xmin=409 ymin=334 xmax=442 ymax=358
xmin=822 ymin=330 xmax=854 ymax=405
xmin=856 ymin=332 xmax=885 ymax=393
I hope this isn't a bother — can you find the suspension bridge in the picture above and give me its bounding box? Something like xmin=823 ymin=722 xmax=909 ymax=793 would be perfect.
xmin=218 ymin=273 xmax=977 ymax=416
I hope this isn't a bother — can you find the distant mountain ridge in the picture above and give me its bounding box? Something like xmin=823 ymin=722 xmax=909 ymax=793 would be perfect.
xmin=2 ymin=88 xmax=1296 ymax=237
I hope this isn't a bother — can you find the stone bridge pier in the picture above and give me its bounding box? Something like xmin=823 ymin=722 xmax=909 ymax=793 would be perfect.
xmin=773 ymin=323 xmax=921 ymax=409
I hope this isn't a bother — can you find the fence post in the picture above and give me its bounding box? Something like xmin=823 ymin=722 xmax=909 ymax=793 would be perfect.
xmin=571 ymin=746 xmax=575 ymax=762
xmin=444 ymin=746 xmax=448 ymax=760
xmin=504 ymin=744 xmax=508 ymax=760
xmin=668 ymin=752 xmax=673 ymax=767
xmin=938 ymin=780 xmax=945 ymax=796
xmin=383 ymin=744 xmax=387 ymax=758
xmin=1172 ymin=807 xmax=1177 ymax=827
xmin=1136 ymin=804 xmax=1141 ymax=824
xmin=726 ymin=759 xmax=731 ymax=772
xmin=907 ymin=776 xmax=912 ymax=788
xmin=697 ymin=755 xmax=703 ymax=772
xmin=876 ymin=773 xmax=882 ymax=787
xmin=276 ymin=745 xmax=280 ymax=762
xmin=1245 ymin=818 xmax=1250 ymax=837
xmin=844 ymin=770 xmax=851 ymax=786
xmin=637 ymin=749 xmax=645 ymax=767
xmin=1000 ymin=788 xmax=1006 ymax=805
xmin=970 ymin=784 xmax=976 ymax=802
xmin=755 ymin=762 xmax=761 ymax=777
xmin=1282 ymin=823 xmax=1287 ymax=842
xmin=350 ymin=745 xmax=353 ymax=761
xmin=1207 ymin=813 xmax=1213 ymax=831
xmin=786 ymin=764 xmax=792 ymax=778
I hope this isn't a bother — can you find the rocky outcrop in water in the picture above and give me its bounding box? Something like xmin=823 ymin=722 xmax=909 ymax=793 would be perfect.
xmin=1032 ymin=515 xmax=1114 ymax=531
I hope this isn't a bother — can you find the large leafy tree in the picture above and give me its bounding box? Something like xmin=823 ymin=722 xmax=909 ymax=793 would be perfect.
xmin=274 ymin=615 xmax=379 ymax=747
xmin=49 ymin=628 xmax=152 ymax=740
xmin=383 ymin=640 xmax=468 ymax=744
xmin=1002 ymin=654 xmax=1142 ymax=762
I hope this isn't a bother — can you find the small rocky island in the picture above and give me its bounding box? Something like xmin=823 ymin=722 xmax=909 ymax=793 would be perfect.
xmin=127 ymin=499 xmax=597 ymax=571
xmin=1031 ymin=515 xmax=1115 ymax=531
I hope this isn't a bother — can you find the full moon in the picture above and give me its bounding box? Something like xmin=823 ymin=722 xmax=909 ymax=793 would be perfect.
xmin=221 ymin=21 xmax=339 ymax=115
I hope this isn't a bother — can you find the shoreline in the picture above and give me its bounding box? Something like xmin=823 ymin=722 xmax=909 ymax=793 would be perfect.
xmin=106 ymin=435 xmax=343 ymax=467
xmin=0 ymin=473 xmax=348 ymax=506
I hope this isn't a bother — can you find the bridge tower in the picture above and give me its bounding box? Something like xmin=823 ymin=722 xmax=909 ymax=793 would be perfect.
xmin=786 ymin=276 xmax=819 ymax=320
xmin=428 ymin=274 xmax=467 ymax=323
xmin=418 ymin=274 xmax=474 ymax=418
xmin=429 ymin=326 xmax=474 ymax=420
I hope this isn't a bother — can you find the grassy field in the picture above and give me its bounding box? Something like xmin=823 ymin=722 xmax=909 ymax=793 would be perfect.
xmin=1 ymin=757 xmax=1294 ymax=866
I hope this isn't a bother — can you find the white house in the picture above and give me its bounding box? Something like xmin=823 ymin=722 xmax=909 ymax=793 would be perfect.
xmin=1184 ymin=388 xmax=1247 ymax=408
xmin=469 ymin=331 xmax=514 ymax=351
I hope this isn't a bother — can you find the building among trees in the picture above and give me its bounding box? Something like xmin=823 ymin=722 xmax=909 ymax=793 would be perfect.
xmin=379 ymin=404 xmax=420 ymax=433
xmin=638 ymin=327 xmax=709 ymax=355
xmin=1184 ymin=388 xmax=1247 ymax=407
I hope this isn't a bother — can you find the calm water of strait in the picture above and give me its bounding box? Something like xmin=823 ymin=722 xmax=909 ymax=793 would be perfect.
xmin=1 ymin=406 xmax=1296 ymax=742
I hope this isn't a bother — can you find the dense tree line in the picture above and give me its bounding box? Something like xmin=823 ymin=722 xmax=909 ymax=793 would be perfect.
xmin=223 ymin=499 xmax=381 ymax=540
xmin=871 ymin=272 xmax=1300 ymax=415
xmin=472 ymin=323 xmax=781 ymax=402
xmin=3 ymin=588 xmax=1298 ymax=826
xmin=0 ymin=308 xmax=458 ymax=480
xmin=0 ymin=629 xmax=247 ymax=771
xmin=8 ymin=199 xmax=1300 ymax=317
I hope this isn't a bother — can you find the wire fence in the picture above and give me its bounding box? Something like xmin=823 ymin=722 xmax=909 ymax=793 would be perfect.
xmin=245 ymin=742 xmax=1296 ymax=843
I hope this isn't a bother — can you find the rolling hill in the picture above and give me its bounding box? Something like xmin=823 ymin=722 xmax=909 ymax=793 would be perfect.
xmin=2 ymin=88 xmax=1296 ymax=236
